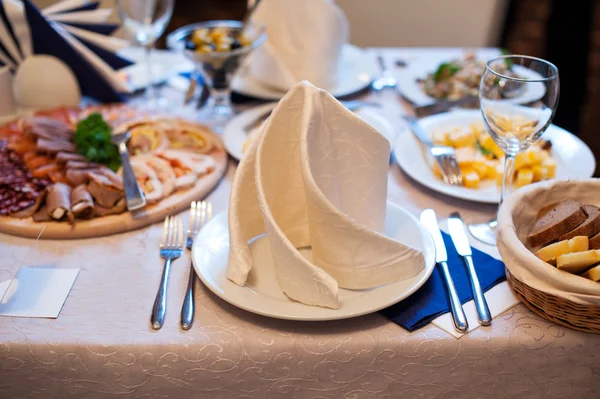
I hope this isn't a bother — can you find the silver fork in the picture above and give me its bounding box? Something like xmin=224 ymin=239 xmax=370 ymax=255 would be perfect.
xmin=403 ymin=116 xmax=463 ymax=186
xmin=151 ymin=215 xmax=184 ymax=330
xmin=180 ymin=201 xmax=212 ymax=330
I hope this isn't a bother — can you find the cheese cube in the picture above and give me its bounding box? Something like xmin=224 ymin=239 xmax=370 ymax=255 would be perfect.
xmin=448 ymin=128 xmax=475 ymax=148
xmin=495 ymin=163 xmax=505 ymax=186
xmin=515 ymin=168 xmax=534 ymax=188
xmin=532 ymin=165 xmax=549 ymax=182
xmin=535 ymin=236 xmax=589 ymax=264
xmin=542 ymin=158 xmax=556 ymax=178
xmin=432 ymin=130 xmax=448 ymax=146
xmin=527 ymin=147 xmax=550 ymax=165
xmin=514 ymin=152 xmax=531 ymax=171
xmin=462 ymin=169 xmax=480 ymax=189
xmin=535 ymin=240 xmax=569 ymax=263
xmin=455 ymin=147 xmax=482 ymax=166
xmin=432 ymin=161 xmax=442 ymax=178
xmin=569 ymin=236 xmax=590 ymax=253
xmin=479 ymin=134 xmax=504 ymax=159
xmin=583 ymin=264 xmax=600 ymax=282
xmin=470 ymin=161 xmax=493 ymax=179
xmin=557 ymin=250 xmax=600 ymax=274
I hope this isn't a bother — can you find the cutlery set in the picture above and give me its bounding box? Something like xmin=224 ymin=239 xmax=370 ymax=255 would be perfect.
xmin=421 ymin=209 xmax=491 ymax=332
xmin=151 ymin=200 xmax=212 ymax=330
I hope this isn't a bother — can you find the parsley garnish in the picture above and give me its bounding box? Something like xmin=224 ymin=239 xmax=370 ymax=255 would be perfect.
xmin=74 ymin=113 xmax=121 ymax=171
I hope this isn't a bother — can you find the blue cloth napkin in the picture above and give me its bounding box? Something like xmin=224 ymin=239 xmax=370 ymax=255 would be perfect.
xmin=21 ymin=0 xmax=132 ymax=103
xmin=380 ymin=232 xmax=506 ymax=331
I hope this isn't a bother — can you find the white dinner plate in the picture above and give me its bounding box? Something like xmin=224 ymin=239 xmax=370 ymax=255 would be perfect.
xmin=397 ymin=53 xmax=546 ymax=106
xmin=394 ymin=110 xmax=596 ymax=204
xmin=231 ymin=44 xmax=378 ymax=100
xmin=223 ymin=102 xmax=396 ymax=161
xmin=192 ymin=201 xmax=436 ymax=321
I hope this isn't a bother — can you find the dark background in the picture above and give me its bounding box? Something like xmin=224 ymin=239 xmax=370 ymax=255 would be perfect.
xmin=165 ymin=0 xmax=600 ymax=175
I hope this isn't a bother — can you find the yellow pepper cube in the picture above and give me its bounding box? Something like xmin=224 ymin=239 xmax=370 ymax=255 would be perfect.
xmin=542 ymin=158 xmax=556 ymax=178
xmin=516 ymin=168 xmax=534 ymax=188
xmin=462 ymin=169 xmax=481 ymax=189
xmin=532 ymin=165 xmax=549 ymax=182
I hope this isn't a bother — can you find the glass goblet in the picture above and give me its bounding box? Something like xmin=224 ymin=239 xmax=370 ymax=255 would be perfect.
xmin=117 ymin=0 xmax=175 ymax=110
xmin=167 ymin=20 xmax=267 ymax=129
xmin=468 ymin=55 xmax=560 ymax=245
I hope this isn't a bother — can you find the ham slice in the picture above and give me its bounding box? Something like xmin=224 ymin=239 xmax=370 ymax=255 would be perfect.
xmin=65 ymin=160 xmax=102 ymax=170
xmin=21 ymin=117 xmax=74 ymax=141
xmin=56 ymin=152 xmax=85 ymax=163
xmin=36 ymin=138 xmax=76 ymax=154
xmin=70 ymin=184 xmax=94 ymax=219
xmin=32 ymin=204 xmax=50 ymax=222
xmin=66 ymin=168 xmax=102 ymax=186
xmin=10 ymin=190 xmax=46 ymax=218
xmin=44 ymin=183 xmax=74 ymax=223
xmin=88 ymin=171 xmax=124 ymax=208
xmin=95 ymin=198 xmax=126 ymax=217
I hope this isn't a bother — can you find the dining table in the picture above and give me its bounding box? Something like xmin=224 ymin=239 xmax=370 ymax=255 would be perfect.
xmin=1 ymin=48 xmax=599 ymax=399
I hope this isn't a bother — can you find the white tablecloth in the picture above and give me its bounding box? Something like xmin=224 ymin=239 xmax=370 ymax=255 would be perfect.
xmin=0 ymin=49 xmax=599 ymax=399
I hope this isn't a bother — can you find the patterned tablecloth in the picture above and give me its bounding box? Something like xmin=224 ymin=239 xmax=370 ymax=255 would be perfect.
xmin=1 ymin=49 xmax=599 ymax=399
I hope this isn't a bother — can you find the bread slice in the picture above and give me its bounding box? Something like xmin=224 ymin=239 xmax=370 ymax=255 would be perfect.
xmin=527 ymin=200 xmax=587 ymax=247
xmin=559 ymin=204 xmax=600 ymax=240
xmin=589 ymin=231 xmax=600 ymax=250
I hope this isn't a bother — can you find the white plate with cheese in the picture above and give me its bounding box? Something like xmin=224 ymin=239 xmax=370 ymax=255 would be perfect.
xmin=393 ymin=110 xmax=596 ymax=204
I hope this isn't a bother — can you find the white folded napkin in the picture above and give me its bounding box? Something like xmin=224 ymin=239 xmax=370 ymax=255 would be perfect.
xmin=247 ymin=0 xmax=349 ymax=92
xmin=227 ymin=81 xmax=425 ymax=309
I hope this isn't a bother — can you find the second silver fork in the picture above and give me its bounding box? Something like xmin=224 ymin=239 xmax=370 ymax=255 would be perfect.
xmin=403 ymin=116 xmax=463 ymax=186
xmin=180 ymin=201 xmax=212 ymax=330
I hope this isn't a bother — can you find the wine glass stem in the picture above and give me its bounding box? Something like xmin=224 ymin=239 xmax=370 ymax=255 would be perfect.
xmin=210 ymin=88 xmax=232 ymax=116
xmin=144 ymin=42 xmax=156 ymax=103
xmin=499 ymin=154 xmax=516 ymax=213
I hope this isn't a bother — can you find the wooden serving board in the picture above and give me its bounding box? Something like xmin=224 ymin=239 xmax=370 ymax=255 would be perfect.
xmin=0 ymin=146 xmax=228 ymax=240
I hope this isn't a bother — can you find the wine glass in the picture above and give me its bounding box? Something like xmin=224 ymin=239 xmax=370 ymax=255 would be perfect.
xmin=117 ymin=0 xmax=175 ymax=110
xmin=167 ymin=21 xmax=267 ymax=129
xmin=468 ymin=55 xmax=559 ymax=245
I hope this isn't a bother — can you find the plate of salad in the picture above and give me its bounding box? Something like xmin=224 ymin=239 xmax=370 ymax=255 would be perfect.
xmin=397 ymin=50 xmax=546 ymax=106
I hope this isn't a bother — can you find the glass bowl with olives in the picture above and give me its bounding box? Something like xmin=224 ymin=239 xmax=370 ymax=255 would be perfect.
xmin=167 ymin=20 xmax=267 ymax=122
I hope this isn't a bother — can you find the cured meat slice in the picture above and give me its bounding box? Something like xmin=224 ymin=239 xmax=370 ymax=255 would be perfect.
xmin=70 ymin=184 xmax=94 ymax=219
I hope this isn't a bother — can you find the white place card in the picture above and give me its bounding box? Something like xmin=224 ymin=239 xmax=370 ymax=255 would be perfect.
xmin=0 ymin=267 xmax=79 ymax=318
xmin=432 ymin=282 xmax=520 ymax=339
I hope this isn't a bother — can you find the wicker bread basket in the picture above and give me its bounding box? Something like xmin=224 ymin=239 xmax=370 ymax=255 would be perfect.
xmin=497 ymin=179 xmax=600 ymax=334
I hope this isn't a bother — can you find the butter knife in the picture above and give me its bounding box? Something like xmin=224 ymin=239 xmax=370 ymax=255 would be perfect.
xmin=420 ymin=209 xmax=468 ymax=332
xmin=448 ymin=212 xmax=492 ymax=326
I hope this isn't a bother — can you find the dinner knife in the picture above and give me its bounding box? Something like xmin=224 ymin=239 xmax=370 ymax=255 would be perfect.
xmin=448 ymin=212 xmax=492 ymax=326
xmin=420 ymin=209 xmax=468 ymax=332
